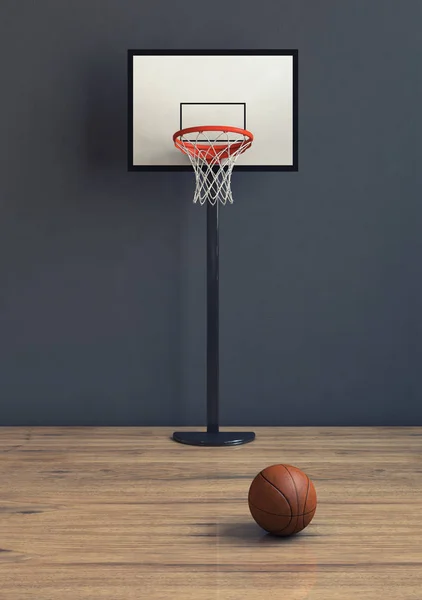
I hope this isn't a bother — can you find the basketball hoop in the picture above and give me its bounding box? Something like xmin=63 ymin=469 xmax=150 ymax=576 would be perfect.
xmin=173 ymin=125 xmax=253 ymax=205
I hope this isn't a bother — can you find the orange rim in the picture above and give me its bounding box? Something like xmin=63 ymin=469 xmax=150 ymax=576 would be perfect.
xmin=173 ymin=126 xmax=254 ymax=162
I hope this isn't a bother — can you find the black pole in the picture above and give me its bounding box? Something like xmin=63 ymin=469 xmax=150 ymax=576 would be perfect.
xmin=172 ymin=173 xmax=255 ymax=446
xmin=206 ymin=199 xmax=219 ymax=434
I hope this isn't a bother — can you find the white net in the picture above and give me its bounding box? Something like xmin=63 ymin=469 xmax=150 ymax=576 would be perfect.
xmin=175 ymin=128 xmax=252 ymax=205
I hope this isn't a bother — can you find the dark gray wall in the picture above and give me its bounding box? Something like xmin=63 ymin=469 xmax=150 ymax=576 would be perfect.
xmin=1 ymin=0 xmax=421 ymax=426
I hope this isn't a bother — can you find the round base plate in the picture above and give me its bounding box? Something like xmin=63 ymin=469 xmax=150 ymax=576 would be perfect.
xmin=172 ymin=431 xmax=255 ymax=447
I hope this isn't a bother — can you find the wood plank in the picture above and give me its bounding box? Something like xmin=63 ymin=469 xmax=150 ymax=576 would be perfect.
xmin=0 ymin=426 xmax=421 ymax=598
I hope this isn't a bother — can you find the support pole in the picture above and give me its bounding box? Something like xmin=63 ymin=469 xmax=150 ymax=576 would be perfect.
xmin=172 ymin=177 xmax=255 ymax=446
xmin=206 ymin=199 xmax=219 ymax=434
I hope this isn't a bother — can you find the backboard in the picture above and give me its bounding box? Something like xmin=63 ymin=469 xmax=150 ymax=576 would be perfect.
xmin=128 ymin=50 xmax=298 ymax=171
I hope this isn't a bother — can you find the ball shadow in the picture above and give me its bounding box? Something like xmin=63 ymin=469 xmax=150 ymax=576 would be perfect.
xmin=220 ymin=521 xmax=310 ymax=544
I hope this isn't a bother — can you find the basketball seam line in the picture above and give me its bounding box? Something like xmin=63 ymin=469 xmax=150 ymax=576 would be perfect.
xmin=284 ymin=465 xmax=300 ymax=533
xmin=303 ymin=476 xmax=310 ymax=531
xmin=258 ymin=472 xmax=294 ymax=533
xmin=284 ymin=465 xmax=300 ymax=516
xmin=249 ymin=500 xmax=316 ymax=517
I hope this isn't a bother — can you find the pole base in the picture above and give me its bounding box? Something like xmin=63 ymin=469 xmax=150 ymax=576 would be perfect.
xmin=172 ymin=431 xmax=255 ymax=447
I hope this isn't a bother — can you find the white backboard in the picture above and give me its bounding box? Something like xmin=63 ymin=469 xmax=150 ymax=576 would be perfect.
xmin=128 ymin=50 xmax=298 ymax=171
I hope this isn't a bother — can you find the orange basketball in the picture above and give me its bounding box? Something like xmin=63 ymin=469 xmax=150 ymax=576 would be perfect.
xmin=248 ymin=464 xmax=317 ymax=536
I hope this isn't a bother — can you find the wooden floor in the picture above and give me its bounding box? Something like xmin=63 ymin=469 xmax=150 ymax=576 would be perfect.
xmin=1 ymin=426 xmax=422 ymax=599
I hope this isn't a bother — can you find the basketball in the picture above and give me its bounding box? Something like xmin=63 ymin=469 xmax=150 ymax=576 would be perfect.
xmin=248 ymin=464 xmax=317 ymax=536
